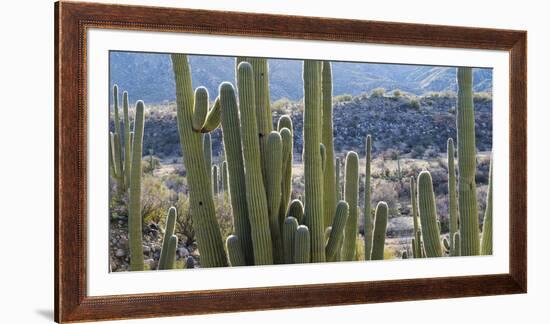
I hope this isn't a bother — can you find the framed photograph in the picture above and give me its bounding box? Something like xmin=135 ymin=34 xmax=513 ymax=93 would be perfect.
xmin=55 ymin=1 xmax=527 ymax=322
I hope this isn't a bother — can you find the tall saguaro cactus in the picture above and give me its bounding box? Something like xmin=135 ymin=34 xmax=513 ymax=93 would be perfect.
xmin=481 ymin=158 xmax=493 ymax=255
xmin=236 ymin=62 xmax=273 ymax=265
xmin=321 ymin=61 xmax=337 ymax=229
xmin=447 ymin=138 xmax=459 ymax=254
xmin=294 ymin=225 xmax=311 ymax=263
xmin=122 ymin=91 xmax=131 ymax=189
xmin=371 ymin=202 xmax=388 ymax=260
xmin=342 ymin=151 xmax=359 ymax=261
xmin=325 ymin=201 xmax=349 ymax=261
xmin=410 ymin=176 xmax=422 ymax=258
xmin=158 ymin=207 xmax=177 ymax=270
xmin=364 ymin=135 xmax=373 ymax=260
xmin=171 ymin=54 xmax=227 ymax=267
xmin=265 ymin=131 xmax=284 ymax=263
xmin=417 ymin=171 xmax=443 ymax=257
xmin=456 ymin=67 xmax=480 ymax=256
xmin=303 ymin=60 xmax=325 ymax=263
xmin=128 ymin=100 xmax=145 ymax=271
xmin=219 ymin=83 xmax=254 ymax=265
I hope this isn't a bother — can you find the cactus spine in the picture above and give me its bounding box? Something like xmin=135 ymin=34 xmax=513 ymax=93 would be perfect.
xmin=283 ymin=217 xmax=299 ymax=264
xmin=226 ymin=235 xmax=246 ymax=266
xmin=265 ymin=131 xmax=284 ymax=263
xmin=236 ymin=62 xmax=273 ymax=265
xmin=128 ymin=100 xmax=145 ymax=271
xmin=364 ymin=135 xmax=373 ymax=260
xmin=171 ymin=54 xmax=227 ymax=267
xmin=303 ymin=60 xmax=325 ymax=262
xmin=417 ymin=171 xmax=442 ymax=257
xmin=219 ymin=82 xmax=253 ymax=265
xmin=321 ymin=61 xmax=337 ymax=229
xmin=342 ymin=151 xmax=359 ymax=261
xmin=481 ymin=158 xmax=493 ymax=255
xmin=325 ymin=201 xmax=349 ymax=261
xmin=371 ymin=201 xmax=388 ymax=260
xmin=447 ymin=138 xmax=459 ymax=255
xmin=158 ymin=207 xmax=177 ymax=270
xmin=456 ymin=67 xmax=480 ymax=256
xmin=294 ymin=225 xmax=311 ymax=263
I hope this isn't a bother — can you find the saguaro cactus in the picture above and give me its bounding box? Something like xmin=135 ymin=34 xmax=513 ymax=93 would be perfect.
xmin=447 ymin=138 xmax=459 ymax=254
xmin=192 ymin=87 xmax=209 ymax=131
xmin=219 ymin=82 xmax=253 ymax=264
xmin=163 ymin=235 xmax=178 ymax=270
xmin=335 ymin=157 xmax=341 ymax=200
xmin=158 ymin=207 xmax=177 ymax=270
xmin=212 ymin=165 xmax=219 ymax=195
xmin=288 ymin=199 xmax=304 ymax=224
xmin=325 ymin=201 xmax=349 ymax=261
xmin=128 ymin=100 xmax=145 ymax=271
xmin=294 ymin=225 xmax=311 ymax=263
xmin=171 ymin=54 xmax=227 ymax=267
xmin=342 ymin=151 xmax=359 ymax=261
xmin=283 ymin=217 xmax=299 ymax=264
xmin=226 ymin=235 xmax=246 ymax=266
xmin=265 ymin=131 xmax=284 ymax=263
xmin=364 ymin=135 xmax=374 ymax=260
xmin=303 ymin=60 xmax=325 ymax=263
xmin=122 ymin=91 xmax=131 ymax=189
xmin=321 ymin=61 xmax=337 ymax=229
xmin=236 ymin=62 xmax=273 ymax=265
xmin=417 ymin=171 xmax=442 ymax=257
xmin=481 ymin=158 xmax=493 ymax=255
xmin=371 ymin=201 xmax=388 ymax=260
xmin=456 ymin=67 xmax=480 ymax=256
xmin=279 ymin=126 xmax=293 ymax=227
xmin=410 ymin=176 xmax=422 ymax=258
xmin=203 ymin=133 xmax=212 ymax=182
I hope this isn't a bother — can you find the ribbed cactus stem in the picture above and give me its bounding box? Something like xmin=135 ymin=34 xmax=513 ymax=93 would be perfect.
xmin=417 ymin=171 xmax=443 ymax=257
xmin=219 ymin=82 xmax=253 ymax=265
xmin=283 ymin=217 xmax=299 ymax=264
xmin=410 ymin=176 xmax=421 ymax=257
xmin=113 ymin=132 xmax=124 ymax=190
xmin=265 ymin=131 xmax=284 ymax=263
xmin=457 ymin=67 xmax=480 ymax=256
xmin=364 ymin=135 xmax=373 ymax=260
xmin=294 ymin=225 xmax=311 ymax=263
xmin=321 ymin=61 xmax=337 ymax=229
xmin=279 ymin=126 xmax=293 ymax=227
xmin=447 ymin=138 xmax=459 ymax=254
xmin=371 ymin=201 xmax=388 ymax=260
xmin=320 ymin=143 xmax=327 ymax=172
xmin=163 ymin=235 xmax=178 ymax=270
xmin=203 ymin=133 xmax=212 ymax=183
xmin=171 ymin=54 xmax=227 ymax=267
xmin=212 ymin=165 xmax=219 ymax=195
xmin=443 ymin=237 xmax=450 ymax=252
xmin=342 ymin=151 xmax=359 ymax=261
xmin=192 ymin=86 xmax=209 ymax=132
xmin=122 ymin=91 xmax=131 ymax=189
xmin=481 ymin=157 xmax=493 ymax=255
xmin=128 ymin=100 xmax=145 ymax=271
xmin=288 ymin=199 xmax=304 ymax=224
xmin=325 ymin=201 xmax=349 ymax=262
xmin=237 ymin=62 xmax=273 ymax=265
xmin=201 ymin=97 xmax=221 ymax=133
xmin=335 ymin=157 xmax=341 ymax=200
xmin=226 ymin=235 xmax=246 ymax=266
xmin=451 ymin=232 xmax=461 ymax=256
xmin=158 ymin=207 xmax=177 ymax=270
xmin=109 ymin=132 xmax=117 ymax=177
xmin=303 ymin=60 xmax=325 ymax=262
xmin=221 ymin=160 xmax=228 ymax=192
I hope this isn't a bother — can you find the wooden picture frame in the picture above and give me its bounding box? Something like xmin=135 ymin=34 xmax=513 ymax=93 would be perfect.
xmin=55 ymin=1 xmax=527 ymax=322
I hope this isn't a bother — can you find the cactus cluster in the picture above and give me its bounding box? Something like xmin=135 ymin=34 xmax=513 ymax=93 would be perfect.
xmin=112 ymin=57 xmax=493 ymax=270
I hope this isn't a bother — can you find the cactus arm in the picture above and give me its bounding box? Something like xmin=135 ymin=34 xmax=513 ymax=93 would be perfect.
xmin=447 ymin=138 xmax=459 ymax=254
xmin=303 ymin=60 xmax=326 ymax=263
xmin=410 ymin=176 xmax=422 ymax=257
xmin=341 ymin=151 xmax=359 ymax=261
xmin=158 ymin=207 xmax=177 ymax=270
xmin=325 ymin=201 xmax=349 ymax=261
xmin=364 ymin=135 xmax=373 ymax=260
xmin=122 ymin=91 xmax=131 ymax=189
xmin=201 ymin=97 xmax=222 ymax=133
xmin=219 ymin=82 xmax=254 ymax=265
xmin=161 ymin=235 xmax=178 ymax=270
xmin=294 ymin=225 xmax=311 ymax=263
xmin=283 ymin=217 xmax=299 ymax=264
xmin=128 ymin=101 xmax=145 ymax=271
xmin=279 ymin=126 xmax=293 ymax=228
xmin=109 ymin=132 xmax=118 ymax=178
xmin=481 ymin=157 xmax=493 ymax=255
xmin=192 ymin=87 xmax=209 ymax=132
xmin=171 ymin=54 xmax=227 ymax=267
xmin=417 ymin=171 xmax=443 ymax=257
xmin=288 ymin=199 xmax=305 ymax=224
xmin=335 ymin=157 xmax=341 ymax=201
xmin=265 ymin=131 xmax=284 ymax=263
xmin=237 ymin=62 xmax=274 ymax=265
xmin=321 ymin=61 xmax=337 ymax=230
xmin=202 ymin=133 xmax=212 ymax=182
xmin=451 ymin=232 xmax=461 ymax=256
xmin=371 ymin=201 xmax=389 ymax=260
xmin=226 ymin=235 xmax=246 ymax=266
xmin=456 ymin=67 xmax=480 ymax=256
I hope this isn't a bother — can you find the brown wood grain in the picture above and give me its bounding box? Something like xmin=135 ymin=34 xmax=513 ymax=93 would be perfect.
xmin=54 ymin=1 xmax=527 ymax=322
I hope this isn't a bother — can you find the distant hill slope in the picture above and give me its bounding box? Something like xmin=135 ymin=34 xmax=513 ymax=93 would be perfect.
xmin=109 ymin=51 xmax=492 ymax=104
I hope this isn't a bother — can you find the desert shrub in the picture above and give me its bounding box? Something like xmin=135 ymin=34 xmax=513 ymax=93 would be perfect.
xmin=474 ymin=92 xmax=492 ymax=102
xmin=392 ymin=89 xmax=402 ymax=99
xmin=215 ymin=196 xmax=234 ymax=240
xmin=381 ymin=148 xmax=400 ymax=160
xmin=334 ymin=94 xmax=353 ymax=103
xmin=355 ymin=236 xmax=365 ymax=261
xmin=174 ymin=192 xmax=195 ymax=246
xmin=142 ymin=155 xmax=161 ymax=174
xmin=410 ymin=98 xmax=420 ymax=109
xmin=141 ymin=174 xmax=173 ymax=224
xmin=370 ymin=87 xmax=386 ymax=98
xmin=271 ymin=97 xmax=293 ymax=114
xmin=410 ymin=145 xmax=426 ymax=159
xmin=164 ymin=173 xmax=186 ymax=193
xmin=372 ymin=180 xmax=397 ymax=211
xmin=422 ymin=147 xmax=439 ymax=159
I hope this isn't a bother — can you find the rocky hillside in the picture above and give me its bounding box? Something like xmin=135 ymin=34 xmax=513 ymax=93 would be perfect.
xmin=110 ymin=52 xmax=493 ymax=104
xmin=114 ymin=94 xmax=492 ymax=161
